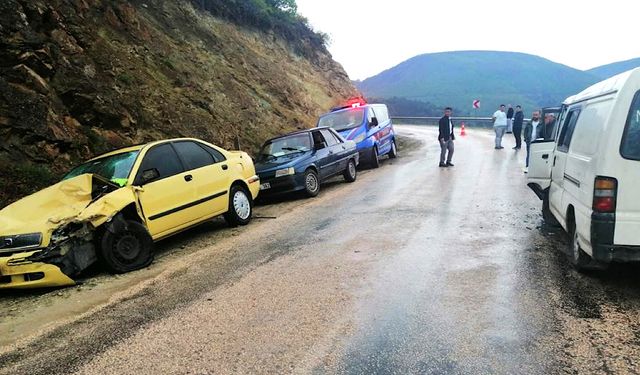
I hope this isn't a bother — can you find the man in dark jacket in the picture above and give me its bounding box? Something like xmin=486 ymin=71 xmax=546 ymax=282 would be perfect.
xmin=512 ymin=105 xmax=524 ymax=149
xmin=506 ymin=104 xmax=514 ymax=133
xmin=438 ymin=107 xmax=455 ymax=167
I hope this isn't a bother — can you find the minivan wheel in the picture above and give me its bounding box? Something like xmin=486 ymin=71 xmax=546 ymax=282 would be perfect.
xmin=343 ymin=159 xmax=357 ymax=182
xmin=568 ymin=219 xmax=592 ymax=271
xmin=370 ymin=147 xmax=380 ymax=168
xmin=304 ymin=169 xmax=320 ymax=197
xmin=388 ymin=139 xmax=398 ymax=159
xmin=100 ymin=220 xmax=154 ymax=273
xmin=224 ymin=185 xmax=253 ymax=227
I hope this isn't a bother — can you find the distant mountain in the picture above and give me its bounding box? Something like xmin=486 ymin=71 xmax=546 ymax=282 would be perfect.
xmin=587 ymin=58 xmax=640 ymax=79
xmin=356 ymin=51 xmax=601 ymax=116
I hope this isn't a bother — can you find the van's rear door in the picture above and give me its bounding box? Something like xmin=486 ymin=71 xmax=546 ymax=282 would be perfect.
xmin=615 ymin=92 xmax=640 ymax=245
xmin=527 ymin=140 xmax=555 ymax=199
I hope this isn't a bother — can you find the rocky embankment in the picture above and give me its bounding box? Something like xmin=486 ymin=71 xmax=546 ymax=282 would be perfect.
xmin=0 ymin=0 xmax=356 ymax=206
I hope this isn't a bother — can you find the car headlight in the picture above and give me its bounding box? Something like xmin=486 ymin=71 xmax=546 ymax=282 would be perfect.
xmin=353 ymin=133 xmax=366 ymax=143
xmin=0 ymin=232 xmax=43 ymax=252
xmin=275 ymin=167 xmax=295 ymax=178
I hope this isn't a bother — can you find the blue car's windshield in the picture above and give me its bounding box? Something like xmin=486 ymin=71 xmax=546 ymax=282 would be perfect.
xmin=258 ymin=134 xmax=311 ymax=162
xmin=63 ymin=151 xmax=139 ymax=187
xmin=318 ymin=108 xmax=365 ymax=131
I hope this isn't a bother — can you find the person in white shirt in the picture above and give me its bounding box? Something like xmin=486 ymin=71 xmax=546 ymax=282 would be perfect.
xmin=523 ymin=110 xmax=541 ymax=172
xmin=492 ymin=104 xmax=508 ymax=149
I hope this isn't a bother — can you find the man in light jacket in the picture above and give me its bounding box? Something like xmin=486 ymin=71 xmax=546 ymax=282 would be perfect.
xmin=492 ymin=104 xmax=508 ymax=149
xmin=523 ymin=110 xmax=541 ymax=172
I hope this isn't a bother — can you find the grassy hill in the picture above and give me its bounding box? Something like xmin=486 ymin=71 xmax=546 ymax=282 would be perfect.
xmin=0 ymin=0 xmax=356 ymax=207
xmin=356 ymin=51 xmax=600 ymax=116
xmin=587 ymin=58 xmax=640 ymax=79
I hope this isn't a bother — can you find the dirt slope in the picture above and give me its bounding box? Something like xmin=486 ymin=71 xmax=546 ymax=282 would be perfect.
xmin=0 ymin=0 xmax=356 ymax=206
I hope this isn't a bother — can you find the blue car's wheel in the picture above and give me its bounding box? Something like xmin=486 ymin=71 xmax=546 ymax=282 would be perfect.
xmin=370 ymin=147 xmax=379 ymax=168
xmin=344 ymin=159 xmax=357 ymax=182
xmin=304 ymin=169 xmax=320 ymax=197
xmin=389 ymin=139 xmax=398 ymax=159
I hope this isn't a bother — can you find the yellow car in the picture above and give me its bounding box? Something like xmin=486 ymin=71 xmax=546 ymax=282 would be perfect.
xmin=0 ymin=138 xmax=260 ymax=289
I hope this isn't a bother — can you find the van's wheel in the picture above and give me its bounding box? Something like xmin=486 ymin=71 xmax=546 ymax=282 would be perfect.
xmin=388 ymin=139 xmax=398 ymax=159
xmin=304 ymin=169 xmax=320 ymax=197
xmin=224 ymin=185 xmax=253 ymax=227
xmin=343 ymin=159 xmax=357 ymax=182
xmin=100 ymin=220 xmax=154 ymax=273
xmin=568 ymin=218 xmax=591 ymax=271
xmin=370 ymin=147 xmax=380 ymax=168
xmin=542 ymin=191 xmax=559 ymax=226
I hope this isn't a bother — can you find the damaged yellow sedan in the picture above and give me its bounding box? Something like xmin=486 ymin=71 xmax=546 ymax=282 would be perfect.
xmin=0 ymin=138 xmax=260 ymax=289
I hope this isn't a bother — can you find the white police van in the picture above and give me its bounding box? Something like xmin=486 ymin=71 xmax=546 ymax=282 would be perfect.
xmin=528 ymin=68 xmax=640 ymax=270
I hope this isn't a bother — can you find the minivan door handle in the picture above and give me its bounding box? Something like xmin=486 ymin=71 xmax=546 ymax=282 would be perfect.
xmin=221 ymin=164 xmax=228 ymax=170
xmin=542 ymin=154 xmax=549 ymax=159
xmin=184 ymin=174 xmax=193 ymax=182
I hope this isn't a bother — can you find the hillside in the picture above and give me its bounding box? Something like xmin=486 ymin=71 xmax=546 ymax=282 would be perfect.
xmin=587 ymin=58 xmax=640 ymax=79
xmin=0 ymin=0 xmax=356 ymax=207
xmin=356 ymin=51 xmax=599 ymax=116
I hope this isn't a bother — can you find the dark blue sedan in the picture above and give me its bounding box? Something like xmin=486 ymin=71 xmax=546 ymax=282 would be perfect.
xmin=255 ymin=127 xmax=359 ymax=197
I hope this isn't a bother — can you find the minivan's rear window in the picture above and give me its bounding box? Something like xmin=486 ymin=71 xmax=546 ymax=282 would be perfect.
xmin=621 ymin=91 xmax=640 ymax=160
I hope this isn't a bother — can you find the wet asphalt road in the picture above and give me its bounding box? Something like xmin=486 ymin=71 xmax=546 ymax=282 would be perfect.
xmin=2 ymin=125 xmax=640 ymax=374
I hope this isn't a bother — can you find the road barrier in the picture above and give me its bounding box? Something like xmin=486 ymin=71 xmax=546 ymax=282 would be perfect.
xmin=391 ymin=116 xmax=531 ymax=128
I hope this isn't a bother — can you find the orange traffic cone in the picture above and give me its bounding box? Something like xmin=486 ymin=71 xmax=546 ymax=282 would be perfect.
xmin=460 ymin=122 xmax=466 ymax=136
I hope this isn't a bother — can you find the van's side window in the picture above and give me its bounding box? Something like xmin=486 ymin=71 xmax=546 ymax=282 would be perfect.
xmin=557 ymin=109 xmax=581 ymax=152
xmin=367 ymin=108 xmax=375 ymax=125
xmin=621 ymin=91 xmax=640 ymax=160
xmin=373 ymin=105 xmax=389 ymax=123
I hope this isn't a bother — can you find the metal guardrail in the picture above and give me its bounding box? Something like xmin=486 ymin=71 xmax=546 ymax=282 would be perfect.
xmin=392 ymin=116 xmax=531 ymax=128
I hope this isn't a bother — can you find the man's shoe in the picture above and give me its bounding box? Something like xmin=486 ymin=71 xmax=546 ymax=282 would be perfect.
xmin=439 ymin=162 xmax=446 ymax=167
xmin=446 ymin=162 xmax=454 ymax=167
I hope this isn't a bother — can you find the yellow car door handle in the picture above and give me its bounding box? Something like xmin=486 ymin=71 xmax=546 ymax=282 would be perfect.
xmin=221 ymin=164 xmax=228 ymax=170
xmin=184 ymin=174 xmax=193 ymax=182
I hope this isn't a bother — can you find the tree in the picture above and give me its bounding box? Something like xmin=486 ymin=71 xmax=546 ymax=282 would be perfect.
xmin=266 ymin=0 xmax=297 ymax=15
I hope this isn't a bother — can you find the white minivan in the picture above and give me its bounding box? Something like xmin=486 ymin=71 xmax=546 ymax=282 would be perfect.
xmin=528 ymin=68 xmax=640 ymax=270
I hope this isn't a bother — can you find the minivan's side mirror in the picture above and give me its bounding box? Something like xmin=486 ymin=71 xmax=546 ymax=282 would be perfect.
xmin=140 ymin=168 xmax=160 ymax=184
xmin=369 ymin=117 xmax=379 ymax=128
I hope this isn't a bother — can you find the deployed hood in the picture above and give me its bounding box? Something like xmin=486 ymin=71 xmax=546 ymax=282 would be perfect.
xmin=0 ymin=174 xmax=136 ymax=242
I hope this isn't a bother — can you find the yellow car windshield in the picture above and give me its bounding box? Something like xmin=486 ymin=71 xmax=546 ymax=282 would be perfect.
xmin=63 ymin=151 xmax=139 ymax=187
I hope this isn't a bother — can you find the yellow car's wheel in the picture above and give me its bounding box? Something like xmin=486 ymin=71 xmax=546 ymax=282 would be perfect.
xmin=224 ymin=185 xmax=252 ymax=227
xmin=100 ymin=220 xmax=154 ymax=273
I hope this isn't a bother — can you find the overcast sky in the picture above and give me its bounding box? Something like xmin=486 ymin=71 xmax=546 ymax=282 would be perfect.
xmin=296 ymin=0 xmax=640 ymax=81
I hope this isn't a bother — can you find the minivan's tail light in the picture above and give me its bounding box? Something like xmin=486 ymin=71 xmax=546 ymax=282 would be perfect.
xmin=593 ymin=177 xmax=617 ymax=213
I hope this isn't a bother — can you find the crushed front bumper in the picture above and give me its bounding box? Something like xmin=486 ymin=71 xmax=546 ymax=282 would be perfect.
xmin=0 ymin=251 xmax=75 ymax=289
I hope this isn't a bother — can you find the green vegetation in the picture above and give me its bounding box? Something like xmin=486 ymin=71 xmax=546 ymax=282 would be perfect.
xmin=0 ymin=158 xmax=57 ymax=207
xmin=357 ymin=51 xmax=602 ymax=116
xmin=368 ymin=97 xmax=444 ymax=117
xmin=191 ymin=0 xmax=328 ymax=58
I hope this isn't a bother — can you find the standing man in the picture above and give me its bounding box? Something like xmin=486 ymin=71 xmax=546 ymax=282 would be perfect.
xmin=506 ymin=104 xmax=514 ymax=133
xmin=438 ymin=107 xmax=455 ymax=167
xmin=492 ymin=104 xmax=508 ymax=149
xmin=523 ymin=110 xmax=541 ymax=173
xmin=512 ymin=105 xmax=524 ymax=149
xmin=543 ymin=113 xmax=557 ymax=140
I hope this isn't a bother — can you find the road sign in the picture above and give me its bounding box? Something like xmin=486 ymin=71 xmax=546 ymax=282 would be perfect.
xmin=473 ymin=99 xmax=480 ymax=109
